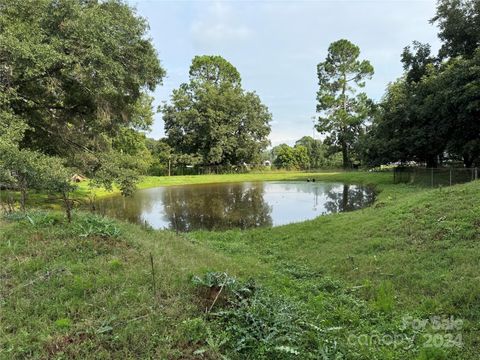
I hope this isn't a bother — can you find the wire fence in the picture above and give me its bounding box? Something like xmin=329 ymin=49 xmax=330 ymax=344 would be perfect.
xmin=393 ymin=167 xmax=479 ymax=187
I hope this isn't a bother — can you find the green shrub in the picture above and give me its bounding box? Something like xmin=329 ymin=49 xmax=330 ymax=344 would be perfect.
xmin=3 ymin=210 xmax=63 ymax=226
xmin=180 ymin=318 xmax=208 ymax=344
xmin=192 ymin=272 xmax=344 ymax=359
xmin=74 ymin=214 xmax=121 ymax=238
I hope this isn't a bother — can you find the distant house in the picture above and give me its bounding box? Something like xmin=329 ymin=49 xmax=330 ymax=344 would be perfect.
xmin=71 ymin=174 xmax=87 ymax=183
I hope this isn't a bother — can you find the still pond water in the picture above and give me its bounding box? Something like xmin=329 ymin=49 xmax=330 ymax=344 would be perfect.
xmin=94 ymin=181 xmax=376 ymax=232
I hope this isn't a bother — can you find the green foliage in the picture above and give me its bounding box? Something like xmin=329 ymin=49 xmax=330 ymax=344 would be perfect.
xmin=54 ymin=318 xmax=72 ymax=329
xmin=365 ymin=49 xmax=480 ymax=167
xmin=272 ymin=143 xmax=311 ymax=170
xmin=180 ymin=318 xmax=208 ymax=344
xmin=375 ymin=281 xmax=395 ymax=313
xmin=163 ymin=55 xmax=271 ymax=166
xmin=364 ymin=1 xmax=480 ymax=168
xmin=3 ymin=210 xmax=63 ymax=227
xmin=417 ymin=347 xmax=448 ymax=360
xmin=192 ymin=271 xmax=237 ymax=289
xmin=432 ymin=0 xmax=480 ymax=59
xmin=73 ymin=214 xmax=121 ymax=238
xmin=0 ymin=0 xmax=165 ymax=192
xmin=0 ymin=142 xmax=76 ymax=216
xmin=210 ymin=290 xmax=323 ymax=359
xmin=316 ymin=39 xmax=374 ymax=168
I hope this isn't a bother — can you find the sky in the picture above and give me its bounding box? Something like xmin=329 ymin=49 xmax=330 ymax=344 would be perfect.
xmin=127 ymin=0 xmax=441 ymax=146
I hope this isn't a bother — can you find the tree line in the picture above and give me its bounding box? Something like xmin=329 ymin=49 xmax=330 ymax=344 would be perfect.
xmin=335 ymin=0 xmax=480 ymax=169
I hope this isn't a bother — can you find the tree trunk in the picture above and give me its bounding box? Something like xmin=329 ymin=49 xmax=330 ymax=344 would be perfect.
xmin=342 ymin=184 xmax=349 ymax=211
xmin=342 ymin=140 xmax=349 ymax=169
xmin=463 ymin=154 xmax=473 ymax=168
xmin=341 ymin=73 xmax=349 ymax=169
xmin=426 ymin=155 xmax=437 ymax=168
xmin=62 ymin=192 xmax=72 ymax=223
xmin=20 ymin=188 xmax=27 ymax=212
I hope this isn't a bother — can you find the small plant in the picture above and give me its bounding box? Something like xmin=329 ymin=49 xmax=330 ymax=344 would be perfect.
xmin=192 ymin=272 xmax=257 ymax=313
xmin=54 ymin=318 xmax=72 ymax=329
xmin=74 ymin=214 xmax=121 ymax=238
xmin=192 ymin=272 xmax=340 ymax=358
xmin=192 ymin=272 xmax=238 ymax=312
xmin=108 ymin=258 xmax=122 ymax=270
xmin=180 ymin=318 xmax=208 ymax=344
xmin=192 ymin=272 xmax=237 ymax=289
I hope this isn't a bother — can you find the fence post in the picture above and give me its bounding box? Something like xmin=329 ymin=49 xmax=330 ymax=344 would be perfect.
xmin=431 ymin=168 xmax=434 ymax=187
xmin=475 ymin=168 xmax=478 ymax=180
xmin=449 ymin=168 xmax=452 ymax=186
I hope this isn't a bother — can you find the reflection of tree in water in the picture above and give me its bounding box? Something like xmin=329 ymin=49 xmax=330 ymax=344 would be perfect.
xmin=162 ymin=183 xmax=273 ymax=231
xmin=324 ymin=184 xmax=376 ymax=213
xmin=94 ymin=190 xmax=159 ymax=225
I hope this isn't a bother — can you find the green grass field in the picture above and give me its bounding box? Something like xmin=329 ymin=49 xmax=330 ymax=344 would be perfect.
xmin=74 ymin=170 xmax=393 ymax=199
xmin=1 ymin=172 xmax=478 ymax=359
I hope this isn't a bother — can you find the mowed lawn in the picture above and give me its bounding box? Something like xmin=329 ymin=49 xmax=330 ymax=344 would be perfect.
xmin=74 ymin=170 xmax=393 ymax=199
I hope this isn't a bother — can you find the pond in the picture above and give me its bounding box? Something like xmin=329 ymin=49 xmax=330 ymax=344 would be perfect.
xmin=93 ymin=181 xmax=376 ymax=232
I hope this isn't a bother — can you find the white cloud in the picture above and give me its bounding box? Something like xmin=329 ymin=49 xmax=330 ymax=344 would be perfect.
xmin=190 ymin=1 xmax=252 ymax=48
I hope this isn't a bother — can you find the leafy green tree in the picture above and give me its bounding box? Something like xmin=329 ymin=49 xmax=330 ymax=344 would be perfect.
xmin=37 ymin=156 xmax=77 ymax=222
xmin=163 ymin=55 xmax=271 ymax=166
xmin=146 ymin=138 xmax=173 ymax=176
xmin=294 ymin=136 xmax=342 ymax=168
xmin=0 ymin=142 xmax=75 ymax=218
xmin=293 ymin=145 xmax=310 ymax=170
xmin=316 ymin=40 xmax=374 ymax=168
xmin=272 ymin=144 xmax=297 ymax=170
xmin=0 ymin=0 xmax=165 ymax=194
xmin=272 ymin=144 xmax=310 ymax=170
xmin=432 ymin=0 xmax=480 ymax=59
xmin=364 ymin=1 xmax=480 ymax=168
xmin=426 ymin=51 xmax=480 ymax=167
xmin=146 ymin=138 xmax=203 ymax=176
xmin=295 ymin=136 xmax=322 ymax=168
xmin=401 ymin=41 xmax=437 ymax=83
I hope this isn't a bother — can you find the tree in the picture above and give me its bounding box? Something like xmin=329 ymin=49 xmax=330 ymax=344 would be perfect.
xmin=146 ymin=138 xmax=173 ymax=176
xmin=0 ymin=142 xmax=75 ymax=219
xmin=432 ymin=0 xmax=480 ymax=59
xmin=294 ymin=136 xmax=342 ymax=168
xmin=163 ymin=55 xmax=271 ymax=166
xmin=0 ymin=0 xmax=165 ymax=194
xmin=316 ymin=40 xmax=374 ymax=168
xmin=272 ymin=144 xmax=309 ymax=170
xmin=401 ymin=41 xmax=437 ymax=83
xmin=272 ymin=144 xmax=297 ymax=170
xmin=293 ymin=145 xmax=310 ymax=170
xmin=364 ymin=49 xmax=480 ymax=168
xmin=427 ymin=51 xmax=480 ymax=167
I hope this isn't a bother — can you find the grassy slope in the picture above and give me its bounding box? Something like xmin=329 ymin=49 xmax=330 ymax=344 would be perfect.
xmin=1 ymin=173 xmax=479 ymax=359
xmin=0 ymin=213 xmax=259 ymax=359
xmin=193 ymin=181 xmax=480 ymax=357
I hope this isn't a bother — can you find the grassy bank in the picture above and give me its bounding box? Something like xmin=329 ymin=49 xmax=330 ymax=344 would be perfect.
xmin=75 ymin=170 xmax=394 ymax=199
xmin=193 ymin=181 xmax=480 ymax=358
xmin=1 ymin=175 xmax=479 ymax=358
